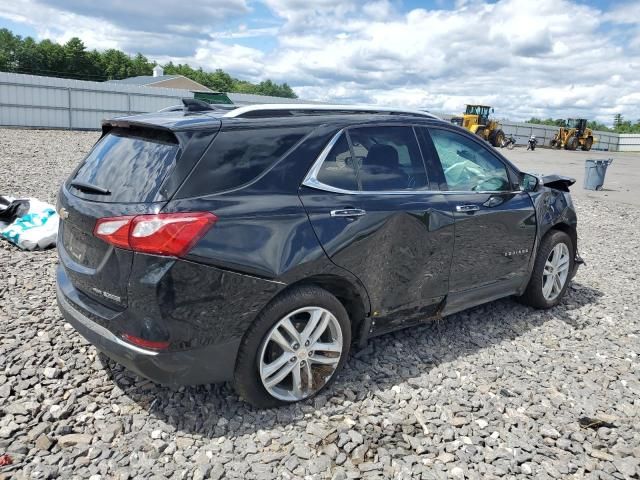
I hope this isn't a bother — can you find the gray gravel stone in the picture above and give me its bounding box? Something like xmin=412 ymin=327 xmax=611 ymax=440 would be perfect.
xmin=58 ymin=433 xmax=93 ymax=447
xmin=1 ymin=128 xmax=639 ymax=479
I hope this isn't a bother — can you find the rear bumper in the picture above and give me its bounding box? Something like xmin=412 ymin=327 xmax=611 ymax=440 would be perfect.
xmin=56 ymin=270 xmax=240 ymax=386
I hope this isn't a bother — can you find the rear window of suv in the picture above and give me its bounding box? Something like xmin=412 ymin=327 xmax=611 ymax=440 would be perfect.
xmin=71 ymin=127 xmax=180 ymax=203
xmin=178 ymin=126 xmax=310 ymax=196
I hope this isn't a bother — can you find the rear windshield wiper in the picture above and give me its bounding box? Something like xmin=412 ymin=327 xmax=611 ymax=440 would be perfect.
xmin=70 ymin=180 xmax=111 ymax=195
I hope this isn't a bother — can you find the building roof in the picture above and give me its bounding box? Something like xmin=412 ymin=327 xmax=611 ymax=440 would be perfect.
xmin=226 ymin=92 xmax=324 ymax=106
xmin=109 ymin=75 xmax=180 ymax=86
xmin=109 ymin=75 xmax=213 ymax=93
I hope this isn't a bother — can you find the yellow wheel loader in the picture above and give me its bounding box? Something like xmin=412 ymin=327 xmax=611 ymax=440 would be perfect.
xmin=550 ymin=119 xmax=594 ymax=151
xmin=450 ymin=105 xmax=505 ymax=147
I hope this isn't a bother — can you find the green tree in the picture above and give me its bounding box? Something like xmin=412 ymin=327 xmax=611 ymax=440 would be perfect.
xmin=131 ymin=53 xmax=152 ymax=76
xmin=613 ymin=113 xmax=623 ymax=129
xmin=100 ymin=49 xmax=135 ymax=79
xmin=0 ymin=27 xmax=298 ymax=98
xmin=63 ymin=38 xmax=89 ymax=77
xmin=0 ymin=28 xmax=21 ymax=71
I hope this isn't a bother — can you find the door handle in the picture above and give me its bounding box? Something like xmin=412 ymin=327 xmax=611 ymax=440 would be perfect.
xmin=330 ymin=208 xmax=367 ymax=218
xmin=455 ymin=204 xmax=480 ymax=212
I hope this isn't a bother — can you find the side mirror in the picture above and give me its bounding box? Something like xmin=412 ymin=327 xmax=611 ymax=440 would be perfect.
xmin=521 ymin=173 xmax=539 ymax=192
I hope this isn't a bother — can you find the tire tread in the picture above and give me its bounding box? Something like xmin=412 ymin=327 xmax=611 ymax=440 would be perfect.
xmin=234 ymin=285 xmax=351 ymax=408
xmin=518 ymin=230 xmax=574 ymax=309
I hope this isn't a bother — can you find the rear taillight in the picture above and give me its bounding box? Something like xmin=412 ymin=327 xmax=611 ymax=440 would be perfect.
xmin=94 ymin=212 xmax=217 ymax=257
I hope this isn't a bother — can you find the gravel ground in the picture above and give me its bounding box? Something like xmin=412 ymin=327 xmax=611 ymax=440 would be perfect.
xmin=0 ymin=128 xmax=639 ymax=480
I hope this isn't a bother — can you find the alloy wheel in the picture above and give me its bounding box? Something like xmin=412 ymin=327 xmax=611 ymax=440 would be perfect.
xmin=542 ymin=243 xmax=570 ymax=301
xmin=258 ymin=306 xmax=343 ymax=402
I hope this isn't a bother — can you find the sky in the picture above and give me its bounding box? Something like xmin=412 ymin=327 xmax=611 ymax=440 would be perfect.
xmin=1 ymin=0 xmax=639 ymax=125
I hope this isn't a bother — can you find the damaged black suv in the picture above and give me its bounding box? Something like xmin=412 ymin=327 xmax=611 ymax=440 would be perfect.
xmin=56 ymin=102 xmax=582 ymax=407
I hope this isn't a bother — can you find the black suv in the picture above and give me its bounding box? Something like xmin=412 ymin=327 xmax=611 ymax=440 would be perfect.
xmin=56 ymin=102 xmax=581 ymax=407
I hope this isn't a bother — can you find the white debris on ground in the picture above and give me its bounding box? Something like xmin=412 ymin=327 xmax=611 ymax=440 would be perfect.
xmin=0 ymin=128 xmax=638 ymax=479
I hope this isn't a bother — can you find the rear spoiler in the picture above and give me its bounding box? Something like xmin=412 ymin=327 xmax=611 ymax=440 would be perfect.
xmin=540 ymin=174 xmax=576 ymax=192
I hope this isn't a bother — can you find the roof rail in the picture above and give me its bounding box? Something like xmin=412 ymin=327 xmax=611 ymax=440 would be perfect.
xmin=222 ymin=103 xmax=440 ymax=119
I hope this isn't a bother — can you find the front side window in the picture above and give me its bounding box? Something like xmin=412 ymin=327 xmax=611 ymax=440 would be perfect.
xmin=429 ymin=129 xmax=510 ymax=192
xmin=314 ymin=126 xmax=428 ymax=192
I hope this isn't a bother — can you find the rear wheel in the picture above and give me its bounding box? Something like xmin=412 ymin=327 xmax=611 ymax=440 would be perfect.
xmin=490 ymin=129 xmax=505 ymax=148
xmin=566 ymin=136 xmax=579 ymax=150
xmin=582 ymin=137 xmax=593 ymax=151
xmin=518 ymin=230 xmax=574 ymax=309
xmin=234 ymin=286 xmax=351 ymax=408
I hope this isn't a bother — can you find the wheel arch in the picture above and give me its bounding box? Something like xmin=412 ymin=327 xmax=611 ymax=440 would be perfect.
xmin=548 ymin=222 xmax=577 ymax=253
xmin=272 ymin=274 xmax=369 ymax=343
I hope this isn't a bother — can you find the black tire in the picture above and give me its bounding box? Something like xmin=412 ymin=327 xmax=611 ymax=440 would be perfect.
xmin=490 ymin=129 xmax=505 ymax=148
xmin=234 ymin=285 xmax=351 ymax=408
xmin=518 ymin=230 xmax=574 ymax=309
xmin=582 ymin=137 xmax=593 ymax=151
xmin=566 ymin=136 xmax=578 ymax=151
xmin=550 ymin=139 xmax=558 ymax=148
xmin=475 ymin=128 xmax=485 ymax=140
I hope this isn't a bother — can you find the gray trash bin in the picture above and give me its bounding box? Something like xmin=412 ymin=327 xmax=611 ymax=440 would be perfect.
xmin=583 ymin=159 xmax=613 ymax=191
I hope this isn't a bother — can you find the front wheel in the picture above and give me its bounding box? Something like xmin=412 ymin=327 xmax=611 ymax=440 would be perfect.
xmin=490 ymin=129 xmax=505 ymax=148
xmin=234 ymin=286 xmax=351 ymax=408
xmin=518 ymin=230 xmax=574 ymax=309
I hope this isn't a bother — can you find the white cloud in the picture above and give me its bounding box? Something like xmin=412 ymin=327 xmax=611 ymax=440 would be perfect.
xmin=1 ymin=0 xmax=639 ymax=124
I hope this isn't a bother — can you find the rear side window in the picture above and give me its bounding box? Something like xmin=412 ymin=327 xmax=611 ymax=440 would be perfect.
xmin=349 ymin=126 xmax=427 ymax=191
xmin=314 ymin=126 xmax=428 ymax=192
xmin=316 ymin=134 xmax=358 ymax=191
xmin=181 ymin=127 xmax=309 ymax=196
xmin=71 ymin=128 xmax=180 ymax=203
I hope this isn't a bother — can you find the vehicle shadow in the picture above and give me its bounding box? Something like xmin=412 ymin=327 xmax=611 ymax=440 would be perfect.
xmin=100 ymin=281 xmax=602 ymax=439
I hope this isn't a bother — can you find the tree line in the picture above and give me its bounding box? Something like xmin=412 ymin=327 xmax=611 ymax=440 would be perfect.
xmin=527 ymin=115 xmax=640 ymax=134
xmin=0 ymin=28 xmax=297 ymax=98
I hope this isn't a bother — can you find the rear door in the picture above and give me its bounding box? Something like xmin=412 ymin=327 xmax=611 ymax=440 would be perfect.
xmin=420 ymin=126 xmax=536 ymax=295
xmin=57 ymin=126 xmax=214 ymax=308
xmin=299 ymin=125 xmax=454 ymax=332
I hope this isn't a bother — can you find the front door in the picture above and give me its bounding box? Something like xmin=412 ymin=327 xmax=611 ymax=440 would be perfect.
xmin=422 ymin=126 xmax=537 ymax=295
xmin=299 ymin=125 xmax=454 ymax=332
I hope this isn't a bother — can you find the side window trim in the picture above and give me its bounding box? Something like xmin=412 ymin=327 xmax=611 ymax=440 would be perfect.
xmin=302 ymin=124 xmax=521 ymax=195
xmin=343 ymin=129 xmax=363 ymax=191
xmin=302 ymin=129 xmax=349 ymax=193
xmin=415 ymin=126 xmax=446 ymax=191
xmin=410 ymin=126 xmax=431 ymax=189
xmin=426 ymin=125 xmax=516 ymax=193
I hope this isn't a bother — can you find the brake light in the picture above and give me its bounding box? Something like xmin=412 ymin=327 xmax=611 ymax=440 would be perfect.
xmin=94 ymin=212 xmax=217 ymax=257
xmin=121 ymin=333 xmax=170 ymax=351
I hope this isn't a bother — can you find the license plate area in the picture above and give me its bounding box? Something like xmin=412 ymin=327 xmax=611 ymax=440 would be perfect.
xmin=63 ymin=223 xmax=91 ymax=264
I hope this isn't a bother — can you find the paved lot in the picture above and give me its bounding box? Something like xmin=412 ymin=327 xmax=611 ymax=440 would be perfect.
xmin=501 ymin=146 xmax=639 ymax=207
xmin=0 ymin=129 xmax=639 ymax=480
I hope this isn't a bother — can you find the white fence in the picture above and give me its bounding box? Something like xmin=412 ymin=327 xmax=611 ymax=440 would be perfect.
xmin=1 ymin=73 xmax=639 ymax=151
xmin=499 ymin=121 xmax=619 ymax=152
xmin=0 ymin=72 xmax=192 ymax=130
xmin=618 ymin=134 xmax=640 ymax=152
